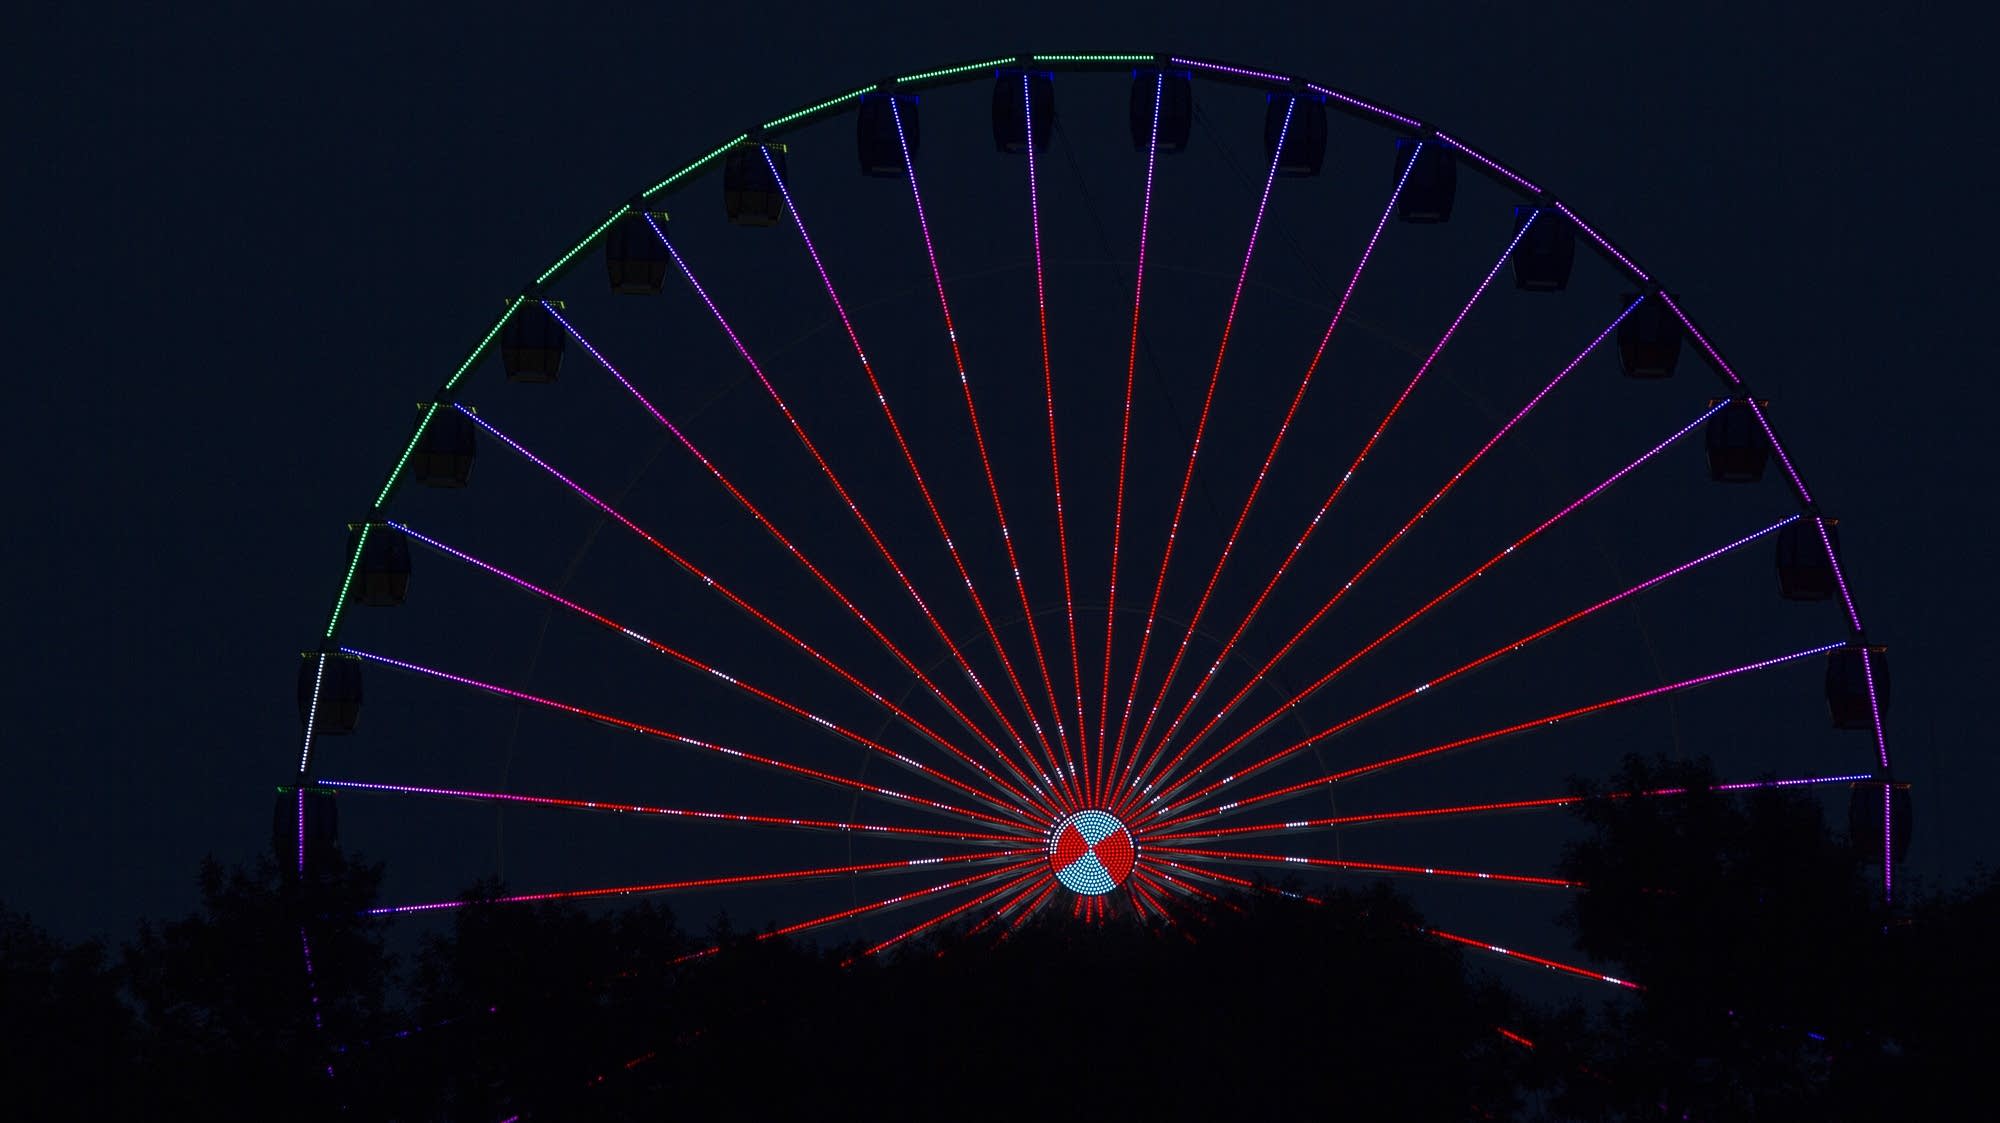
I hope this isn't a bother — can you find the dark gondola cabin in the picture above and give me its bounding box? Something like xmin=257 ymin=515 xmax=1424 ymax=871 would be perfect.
xmin=1847 ymin=782 xmax=1913 ymax=863
xmin=297 ymin=652 xmax=362 ymax=736
xmin=1129 ymin=69 xmax=1192 ymax=154
xmin=1264 ymin=93 xmax=1328 ymax=177
xmin=410 ymin=406 xmax=476 ymax=488
xmin=604 ymin=210 xmax=671 ymax=294
xmin=1775 ymin=517 xmax=1840 ymax=602
xmin=1703 ymin=399 xmax=1769 ymax=482
xmin=500 ymin=300 xmax=565 ymax=382
xmin=1396 ymin=138 xmax=1456 ymax=222
xmin=724 ymin=143 xmax=788 ymax=227
xmin=1511 ymin=205 xmax=1575 ymax=291
xmin=992 ymin=69 xmax=1055 ymax=154
xmin=857 ymin=92 xmax=919 ymax=176
xmin=1825 ymin=645 xmax=1889 ymax=730
xmin=272 ymin=787 xmax=340 ymax=871
xmin=1617 ymin=294 xmax=1681 ymax=377
xmin=351 ymin=524 xmax=411 ymax=607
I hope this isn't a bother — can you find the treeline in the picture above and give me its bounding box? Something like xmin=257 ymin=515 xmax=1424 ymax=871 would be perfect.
xmin=4 ymin=756 xmax=1995 ymax=1120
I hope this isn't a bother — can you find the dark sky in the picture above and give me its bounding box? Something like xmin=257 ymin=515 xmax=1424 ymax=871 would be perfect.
xmin=9 ymin=0 xmax=1992 ymax=971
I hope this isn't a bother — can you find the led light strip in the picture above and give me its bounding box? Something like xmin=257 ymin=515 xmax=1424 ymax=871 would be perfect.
xmin=890 ymin=96 xmax=1084 ymax=810
xmin=391 ymin=520 xmax=1046 ymax=824
xmin=1109 ymin=95 xmax=1298 ymax=795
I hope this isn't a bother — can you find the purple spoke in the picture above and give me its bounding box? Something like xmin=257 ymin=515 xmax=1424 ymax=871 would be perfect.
xmin=1127 ymin=163 xmax=1538 ymax=805
xmin=1115 ymin=217 xmax=1552 ymax=814
xmin=1143 ymin=771 xmax=1873 ymax=843
xmin=757 ymin=153 xmax=1081 ymax=814
xmin=392 ymin=520 xmax=1045 ymax=822
xmin=1097 ymin=71 xmax=1166 ymax=808
xmin=1021 ymin=74 xmax=1092 ymax=802
xmin=1139 ymin=400 xmax=1730 ymax=818
xmin=369 ymin=848 xmax=1041 ymax=917
xmin=451 ymin=404 xmax=1063 ymax=821
xmin=317 ymin=779 xmax=1035 ymax=844
xmin=341 ymin=646 xmax=1034 ymax=833
xmin=1147 ymin=640 xmax=1849 ymax=832
xmin=548 ymin=301 xmax=1064 ymax=818
xmin=1109 ymin=95 xmax=1298 ymax=800
xmin=887 ymin=99 xmax=1085 ymax=810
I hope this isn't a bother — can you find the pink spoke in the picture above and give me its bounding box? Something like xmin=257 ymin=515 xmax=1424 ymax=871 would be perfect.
xmin=1098 ymin=71 xmax=1166 ymax=808
xmin=453 ymin=405 xmax=1061 ymax=822
xmin=1109 ymin=96 xmax=1298 ymax=799
xmin=758 ymin=155 xmax=1077 ymax=813
xmin=887 ymin=100 xmax=1084 ymax=810
xmin=316 ymin=779 xmax=1035 ymax=844
xmin=1147 ymin=640 xmax=1849 ymax=833
xmin=1426 ymin=927 xmax=1642 ymax=990
xmin=1115 ymin=142 xmax=1428 ymax=802
xmin=340 ymin=646 xmax=1031 ymax=834
xmin=1147 ymin=845 xmax=1581 ymax=889
xmin=1114 ymin=216 xmax=1550 ymax=815
xmin=367 ymin=847 xmax=1039 ymax=916
xmin=1139 ymin=400 xmax=1730 ymax=817
xmin=860 ymin=866 xmax=1047 ymax=959
xmin=1142 ymin=771 xmax=1873 ymax=843
xmin=391 ymin=520 xmax=1046 ymax=824
xmin=551 ymin=299 xmax=1063 ymax=819
xmin=1021 ymin=76 xmax=1091 ymax=800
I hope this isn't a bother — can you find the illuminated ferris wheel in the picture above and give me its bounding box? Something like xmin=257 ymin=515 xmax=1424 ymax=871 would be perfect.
xmin=285 ymin=52 xmax=1901 ymax=987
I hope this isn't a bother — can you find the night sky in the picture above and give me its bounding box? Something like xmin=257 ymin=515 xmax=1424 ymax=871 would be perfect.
xmin=10 ymin=0 xmax=1992 ymax=974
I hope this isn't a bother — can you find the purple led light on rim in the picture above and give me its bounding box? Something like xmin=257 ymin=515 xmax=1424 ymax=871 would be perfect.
xmin=1433 ymin=131 xmax=1540 ymax=195
xmin=1303 ymin=82 xmax=1421 ymax=130
xmin=1553 ymin=201 xmax=1649 ymax=282
xmin=1813 ymin=516 xmax=1863 ymax=634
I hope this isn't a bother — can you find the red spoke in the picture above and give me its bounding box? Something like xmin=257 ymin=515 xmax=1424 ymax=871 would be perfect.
xmin=1009 ymin=878 xmax=1061 ymax=931
xmin=886 ymin=102 xmax=1085 ymax=811
xmin=552 ymin=301 xmax=1064 ymax=821
xmin=1426 ymin=927 xmax=1642 ymax=990
xmin=1113 ymin=138 xmax=1424 ymax=811
xmin=1127 ymin=298 xmax=1640 ymax=811
xmin=1108 ymin=97 xmax=1298 ymax=801
xmin=1127 ymin=871 xmax=1172 ymax=922
xmin=1136 ymin=401 xmax=1731 ymax=819
xmin=966 ymin=872 xmax=1053 ymax=939
xmin=1021 ymin=76 xmax=1091 ymax=801
xmin=340 ymin=647 xmax=1032 ymax=834
xmin=1098 ymin=72 xmax=1166 ymax=808
xmin=675 ymin=857 xmax=1046 ymax=962
xmin=316 ymin=779 xmax=1037 ymax=844
xmin=1142 ymin=771 xmax=1875 ymax=843
xmin=454 ymin=406 xmax=1058 ymax=823
xmin=1145 ymin=640 xmax=1849 ymax=833
xmin=1144 ymin=845 xmax=1581 ymax=889
xmin=367 ymin=847 xmax=1039 ymax=916
xmin=859 ymin=866 xmax=1047 ymax=959
xmin=760 ymin=157 xmax=1081 ymax=813
xmin=391 ymin=520 xmax=1046 ymax=824
xmin=1114 ymin=218 xmax=1554 ymax=816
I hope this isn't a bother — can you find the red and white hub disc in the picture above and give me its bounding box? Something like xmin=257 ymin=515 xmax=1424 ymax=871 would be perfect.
xmin=1049 ymin=810 xmax=1136 ymax=895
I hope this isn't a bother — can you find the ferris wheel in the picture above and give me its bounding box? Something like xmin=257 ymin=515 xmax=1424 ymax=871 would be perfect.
xmin=284 ymin=52 xmax=1901 ymax=989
